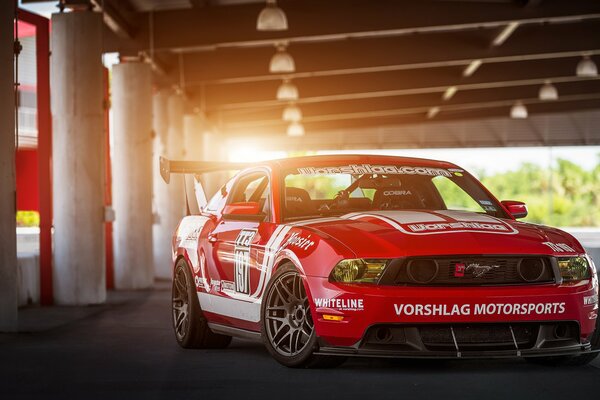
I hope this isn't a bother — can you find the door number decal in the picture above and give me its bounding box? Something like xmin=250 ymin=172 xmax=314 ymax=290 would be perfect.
xmin=234 ymin=229 xmax=257 ymax=294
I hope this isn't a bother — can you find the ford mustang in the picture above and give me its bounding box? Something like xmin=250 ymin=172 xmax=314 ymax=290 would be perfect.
xmin=160 ymin=154 xmax=599 ymax=368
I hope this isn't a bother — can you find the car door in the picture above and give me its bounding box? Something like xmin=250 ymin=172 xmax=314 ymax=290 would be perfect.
xmin=208 ymin=170 xmax=273 ymax=301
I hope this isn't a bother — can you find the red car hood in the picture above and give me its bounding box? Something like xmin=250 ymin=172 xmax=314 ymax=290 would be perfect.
xmin=302 ymin=210 xmax=585 ymax=258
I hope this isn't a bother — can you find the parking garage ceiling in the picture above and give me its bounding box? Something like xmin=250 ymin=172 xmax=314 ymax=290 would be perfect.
xmin=42 ymin=0 xmax=600 ymax=147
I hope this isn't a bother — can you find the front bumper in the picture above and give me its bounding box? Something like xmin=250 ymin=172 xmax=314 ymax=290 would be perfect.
xmin=305 ymin=276 xmax=599 ymax=349
xmin=316 ymin=321 xmax=598 ymax=359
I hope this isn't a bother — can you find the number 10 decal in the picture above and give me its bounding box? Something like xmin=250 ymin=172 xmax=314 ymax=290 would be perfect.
xmin=234 ymin=229 xmax=257 ymax=294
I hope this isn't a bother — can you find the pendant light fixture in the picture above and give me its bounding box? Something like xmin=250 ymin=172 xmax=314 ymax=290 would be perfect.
xmin=287 ymin=122 xmax=305 ymax=137
xmin=576 ymin=55 xmax=598 ymax=77
xmin=257 ymin=0 xmax=288 ymax=31
xmin=276 ymin=79 xmax=299 ymax=101
xmin=282 ymin=103 xmax=302 ymax=122
xmin=269 ymin=44 xmax=295 ymax=73
xmin=510 ymin=101 xmax=528 ymax=119
xmin=538 ymin=80 xmax=558 ymax=101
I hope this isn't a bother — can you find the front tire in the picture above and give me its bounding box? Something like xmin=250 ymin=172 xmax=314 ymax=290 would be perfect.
xmin=172 ymin=258 xmax=232 ymax=349
xmin=261 ymin=263 xmax=346 ymax=368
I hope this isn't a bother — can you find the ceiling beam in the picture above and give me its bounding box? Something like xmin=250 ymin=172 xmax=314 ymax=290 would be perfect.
xmin=215 ymin=80 xmax=600 ymax=125
xmin=177 ymin=21 xmax=600 ymax=84
xmin=102 ymin=0 xmax=600 ymax=54
xmin=91 ymin=0 xmax=138 ymax=39
xmin=195 ymin=57 xmax=599 ymax=111
xmin=221 ymin=94 xmax=600 ymax=137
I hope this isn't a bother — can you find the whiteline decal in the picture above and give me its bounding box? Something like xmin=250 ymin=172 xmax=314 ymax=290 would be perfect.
xmin=314 ymin=298 xmax=364 ymax=311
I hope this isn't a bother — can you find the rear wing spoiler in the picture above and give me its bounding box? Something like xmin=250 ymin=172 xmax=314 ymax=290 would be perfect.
xmin=158 ymin=156 xmax=249 ymax=215
xmin=159 ymin=156 xmax=248 ymax=184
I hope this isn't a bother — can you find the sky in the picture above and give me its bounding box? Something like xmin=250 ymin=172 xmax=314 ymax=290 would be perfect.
xmin=227 ymin=145 xmax=600 ymax=176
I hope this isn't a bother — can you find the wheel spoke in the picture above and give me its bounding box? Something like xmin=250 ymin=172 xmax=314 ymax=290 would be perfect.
xmin=275 ymin=330 xmax=291 ymax=348
xmin=266 ymin=314 xmax=286 ymax=323
xmin=175 ymin=311 xmax=186 ymax=332
xmin=294 ymin=275 xmax=304 ymax=301
xmin=278 ymin=279 xmax=297 ymax=302
xmin=290 ymin=329 xmax=301 ymax=354
xmin=175 ymin=272 xmax=187 ymax=294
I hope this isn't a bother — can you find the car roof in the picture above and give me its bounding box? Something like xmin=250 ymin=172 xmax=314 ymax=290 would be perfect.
xmin=256 ymin=154 xmax=460 ymax=170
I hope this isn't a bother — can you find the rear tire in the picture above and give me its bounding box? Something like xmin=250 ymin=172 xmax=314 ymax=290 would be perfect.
xmin=261 ymin=263 xmax=346 ymax=368
xmin=172 ymin=258 xmax=232 ymax=349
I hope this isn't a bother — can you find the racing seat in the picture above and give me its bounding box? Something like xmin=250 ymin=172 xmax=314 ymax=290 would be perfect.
xmin=372 ymin=186 xmax=423 ymax=210
xmin=285 ymin=187 xmax=317 ymax=218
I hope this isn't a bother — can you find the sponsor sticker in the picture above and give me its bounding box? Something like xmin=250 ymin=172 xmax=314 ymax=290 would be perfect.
xmin=286 ymin=232 xmax=315 ymax=251
xmin=454 ymin=263 xmax=466 ymax=278
xmin=314 ymin=298 xmax=364 ymax=311
xmin=221 ymin=280 xmax=235 ymax=292
xmin=542 ymin=242 xmax=576 ymax=253
xmin=394 ymin=302 xmax=566 ymax=317
xmin=234 ymin=229 xmax=257 ymax=294
xmin=584 ymin=294 xmax=598 ymax=306
xmin=406 ymin=221 xmax=513 ymax=234
xmin=383 ymin=190 xmax=412 ymax=196
xmin=297 ymin=164 xmax=452 ymax=177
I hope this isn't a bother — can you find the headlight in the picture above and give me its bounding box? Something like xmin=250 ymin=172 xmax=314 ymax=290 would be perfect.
xmin=330 ymin=259 xmax=388 ymax=283
xmin=558 ymin=256 xmax=591 ymax=281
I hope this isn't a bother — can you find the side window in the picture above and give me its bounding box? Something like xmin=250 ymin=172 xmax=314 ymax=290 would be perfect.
xmin=432 ymin=176 xmax=485 ymax=213
xmin=204 ymin=188 xmax=225 ymax=213
xmin=229 ymin=172 xmax=271 ymax=220
xmin=204 ymin=178 xmax=235 ymax=214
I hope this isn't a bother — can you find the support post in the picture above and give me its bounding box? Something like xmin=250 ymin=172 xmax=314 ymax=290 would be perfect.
xmin=152 ymin=89 xmax=171 ymax=279
xmin=152 ymin=91 xmax=185 ymax=279
xmin=112 ymin=61 xmax=154 ymax=289
xmin=0 ymin=0 xmax=18 ymax=331
xmin=51 ymin=11 xmax=105 ymax=304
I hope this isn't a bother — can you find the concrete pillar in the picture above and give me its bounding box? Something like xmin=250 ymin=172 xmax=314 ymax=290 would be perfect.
xmin=152 ymin=92 xmax=185 ymax=279
xmin=152 ymin=90 xmax=170 ymax=279
xmin=183 ymin=114 xmax=204 ymax=161
xmin=112 ymin=62 xmax=153 ymax=289
xmin=0 ymin=1 xmax=18 ymax=331
xmin=202 ymin=130 xmax=228 ymax=198
xmin=51 ymin=11 xmax=105 ymax=304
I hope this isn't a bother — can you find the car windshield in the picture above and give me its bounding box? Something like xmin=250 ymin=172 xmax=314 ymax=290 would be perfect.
xmin=282 ymin=163 xmax=508 ymax=222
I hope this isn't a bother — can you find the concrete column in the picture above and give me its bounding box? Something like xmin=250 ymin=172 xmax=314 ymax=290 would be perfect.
xmin=112 ymin=62 xmax=153 ymax=289
xmin=183 ymin=114 xmax=204 ymax=161
xmin=51 ymin=11 xmax=105 ymax=304
xmin=0 ymin=1 xmax=17 ymax=331
xmin=152 ymin=92 xmax=185 ymax=279
xmin=202 ymin=130 xmax=228 ymax=198
xmin=152 ymin=90 xmax=171 ymax=279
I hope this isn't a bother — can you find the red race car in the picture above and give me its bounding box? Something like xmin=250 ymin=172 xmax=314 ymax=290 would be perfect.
xmin=160 ymin=154 xmax=599 ymax=368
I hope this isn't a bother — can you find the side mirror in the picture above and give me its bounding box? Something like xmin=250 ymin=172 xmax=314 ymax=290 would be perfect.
xmin=501 ymin=200 xmax=528 ymax=219
xmin=223 ymin=202 xmax=265 ymax=221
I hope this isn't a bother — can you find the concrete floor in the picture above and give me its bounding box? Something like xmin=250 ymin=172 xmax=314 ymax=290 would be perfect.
xmin=1 ymin=284 xmax=600 ymax=400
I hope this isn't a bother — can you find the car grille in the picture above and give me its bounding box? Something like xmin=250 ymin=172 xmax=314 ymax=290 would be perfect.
xmin=419 ymin=324 xmax=538 ymax=350
xmin=382 ymin=256 xmax=555 ymax=286
xmin=361 ymin=322 xmax=580 ymax=353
